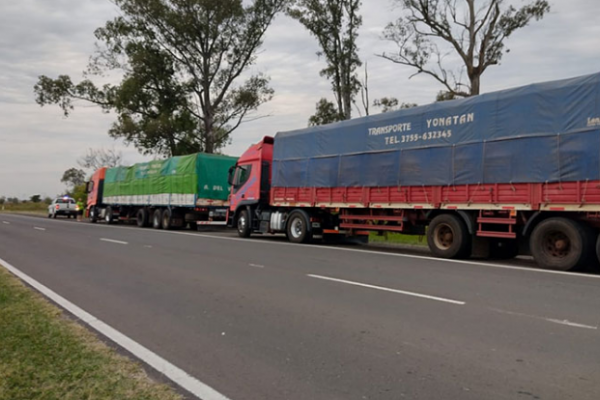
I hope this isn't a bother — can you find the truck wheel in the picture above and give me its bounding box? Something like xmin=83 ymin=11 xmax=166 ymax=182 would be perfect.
xmin=105 ymin=206 xmax=114 ymax=224
xmin=237 ymin=210 xmax=251 ymax=238
xmin=530 ymin=218 xmax=594 ymax=271
xmin=90 ymin=207 xmax=98 ymax=223
xmin=162 ymin=209 xmax=173 ymax=230
xmin=427 ymin=214 xmax=471 ymax=259
xmin=286 ymin=211 xmax=312 ymax=244
xmin=593 ymin=234 xmax=600 ymax=273
xmin=152 ymin=209 xmax=162 ymax=229
xmin=136 ymin=208 xmax=149 ymax=228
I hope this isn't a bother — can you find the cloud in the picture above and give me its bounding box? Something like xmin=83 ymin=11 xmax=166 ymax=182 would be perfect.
xmin=1 ymin=0 xmax=599 ymax=198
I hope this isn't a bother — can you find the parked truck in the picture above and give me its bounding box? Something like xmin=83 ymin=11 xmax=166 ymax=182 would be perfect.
xmin=87 ymin=153 xmax=237 ymax=229
xmin=228 ymin=72 xmax=600 ymax=272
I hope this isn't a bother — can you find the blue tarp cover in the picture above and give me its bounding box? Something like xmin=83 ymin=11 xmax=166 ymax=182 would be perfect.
xmin=272 ymin=73 xmax=600 ymax=188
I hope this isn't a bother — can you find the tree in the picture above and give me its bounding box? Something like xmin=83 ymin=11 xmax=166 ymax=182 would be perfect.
xmin=355 ymin=62 xmax=370 ymax=116
xmin=43 ymin=197 xmax=53 ymax=205
xmin=70 ymin=184 xmax=88 ymax=204
xmin=61 ymin=168 xmax=86 ymax=190
xmin=308 ymin=98 xmax=344 ymax=126
xmin=0 ymin=197 xmax=5 ymax=205
xmin=373 ymin=97 xmax=418 ymax=113
xmin=436 ymin=90 xmax=458 ymax=102
xmin=379 ymin=0 xmax=550 ymax=97
xmin=289 ymin=0 xmax=362 ymax=120
xmin=78 ymin=148 xmax=123 ymax=171
xmin=30 ymin=195 xmax=42 ymax=203
xmin=35 ymin=0 xmax=287 ymax=155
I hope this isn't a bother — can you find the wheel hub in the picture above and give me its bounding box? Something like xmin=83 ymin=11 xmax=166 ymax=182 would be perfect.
xmin=291 ymin=218 xmax=303 ymax=239
xmin=544 ymin=232 xmax=570 ymax=258
xmin=434 ymin=224 xmax=454 ymax=249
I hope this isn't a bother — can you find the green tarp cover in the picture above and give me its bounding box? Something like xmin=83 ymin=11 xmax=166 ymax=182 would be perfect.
xmin=103 ymin=153 xmax=237 ymax=204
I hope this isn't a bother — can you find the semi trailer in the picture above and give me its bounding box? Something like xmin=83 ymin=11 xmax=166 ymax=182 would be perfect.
xmin=86 ymin=152 xmax=237 ymax=229
xmin=227 ymin=72 xmax=600 ymax=272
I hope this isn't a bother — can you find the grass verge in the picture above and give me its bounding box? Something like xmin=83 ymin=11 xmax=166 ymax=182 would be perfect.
xmin=0 ymin=266 xmax=181 ymax=400
xmin=0 ymin=202 xmax=48 ymax=216
xmin=369 ymin=232 xmax=427 ymax=246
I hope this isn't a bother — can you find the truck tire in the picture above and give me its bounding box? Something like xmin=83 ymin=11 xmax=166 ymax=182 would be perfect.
xmin=152 ymin=209 xmax=162 ymax=229
xmin=162 ymin=209 xmax=173 ymax=230
xmin=593 ymin=234 xmax=600 ymax=273
xmin=530 ymin=218 xmax=594 ymax=271
xmin=90 ymin=207 xmax=98 ymax=223
xmin=286 ymin=210 xmax=312 ymax=244
xmin=237 ymin=209 xmax=251 ymax=238
xmin=427 ymin=214 xmax=471 ymax=259
xmin=105 ymin=206 xmax=114 ymax=224
xmin=136 ymin=208 xmax=149 ymax=228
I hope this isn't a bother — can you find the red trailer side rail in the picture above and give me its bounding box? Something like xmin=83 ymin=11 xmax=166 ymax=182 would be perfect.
xmin=229 ymin=136 xmax=600 ymax=272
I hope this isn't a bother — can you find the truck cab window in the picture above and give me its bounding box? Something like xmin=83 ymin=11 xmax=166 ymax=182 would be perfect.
xmin=233 ymin=165 xmax=252 ymax=193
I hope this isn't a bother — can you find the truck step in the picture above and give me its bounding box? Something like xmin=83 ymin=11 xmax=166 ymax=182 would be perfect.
xmin=476 ymin=231 xmax=517 ymax=239
xmin=477 ymin=217 xmax=517 ymax=225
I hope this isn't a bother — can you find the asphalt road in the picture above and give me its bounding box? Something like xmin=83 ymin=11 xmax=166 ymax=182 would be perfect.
xmin=1 ymin=213 xmax=599 ymax=400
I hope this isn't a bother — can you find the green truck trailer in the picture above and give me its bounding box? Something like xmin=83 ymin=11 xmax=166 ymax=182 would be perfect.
xmin=86 ymin=153 xmax=238 ymax=229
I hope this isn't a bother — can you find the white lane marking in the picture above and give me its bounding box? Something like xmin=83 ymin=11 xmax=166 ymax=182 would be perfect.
xmin=100 ymin=238 xmax=128 ymax=245
xmin=546 ymin=319 xmax=598 ymax=330
xmin=6 ymin=214 xmax=600 ymax=280
xmin=0 ymin=257 xmax=231 ymax=400
xmin=308 ymin=274 xmax=466 ymax=305
xmin=33 ymin=227 xmax=46 ymax=231
xmin=144 ymin=245 xmax=153 ymax=248
xmin=490 ymin=308 xmax=598 ymax=330
xmin=249 ymin=263 xmax=265 ymax=269
xmin=2 ymin=221 xmax=10 ymax=224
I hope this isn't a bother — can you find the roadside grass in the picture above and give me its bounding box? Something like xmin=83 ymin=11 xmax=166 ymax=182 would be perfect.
xmin=0 ymin=202 xmax=48 ymax=215
xmin=0 ymin=266 xmax=181 ymax=400
xmin=369 ymin=232 xmax=427 ymax=246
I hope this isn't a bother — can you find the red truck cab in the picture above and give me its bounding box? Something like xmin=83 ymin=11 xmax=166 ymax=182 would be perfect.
xmin=228 ymin=137 xmax=273 ymax=231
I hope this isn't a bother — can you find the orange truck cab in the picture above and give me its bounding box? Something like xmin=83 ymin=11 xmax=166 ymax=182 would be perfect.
xmin=86 ymin=167 xmax=106 ymax=220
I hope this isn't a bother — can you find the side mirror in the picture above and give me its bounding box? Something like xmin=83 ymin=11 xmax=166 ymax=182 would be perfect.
xmin=227 ymin=166 xmax=235 ymax=186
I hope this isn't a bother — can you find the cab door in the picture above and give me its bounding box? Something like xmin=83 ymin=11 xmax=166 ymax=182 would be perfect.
xmin=229 ymin=162 xmax=260 ymax=213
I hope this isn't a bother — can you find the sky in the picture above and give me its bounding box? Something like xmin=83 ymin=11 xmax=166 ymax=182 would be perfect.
xmin=1 ymin=0 xmax=599 ymax=199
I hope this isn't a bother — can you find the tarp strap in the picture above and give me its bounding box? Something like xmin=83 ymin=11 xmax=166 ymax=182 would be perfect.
xmin=482 ymin=141 xmax=487 ymax=184
xmin=556 ymin=134 xmax=563 ymax=190
xmin=397 ymin=149 xmax=403 ymax=191
xmin=451 ymin=145 xmax=456 ymax=189
xmin=582 ymin=179 xmax=589 ymax=204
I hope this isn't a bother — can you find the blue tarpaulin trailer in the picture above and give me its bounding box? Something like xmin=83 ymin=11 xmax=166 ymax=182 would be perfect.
xmin=228 ymin=71 xmax=600 ymax=271
xmin=272 ymin=72 xmax=600 ymax=188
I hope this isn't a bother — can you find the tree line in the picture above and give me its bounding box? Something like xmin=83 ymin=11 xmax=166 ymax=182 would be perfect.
xmin=0 ymin=148 xmax=123 ymax=207
xmin=34 ymin=0 xmax=550 ymax=158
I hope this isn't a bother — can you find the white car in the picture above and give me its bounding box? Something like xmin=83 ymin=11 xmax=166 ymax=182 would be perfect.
xmin=48 ymin=197 xmax=77 ymax=219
